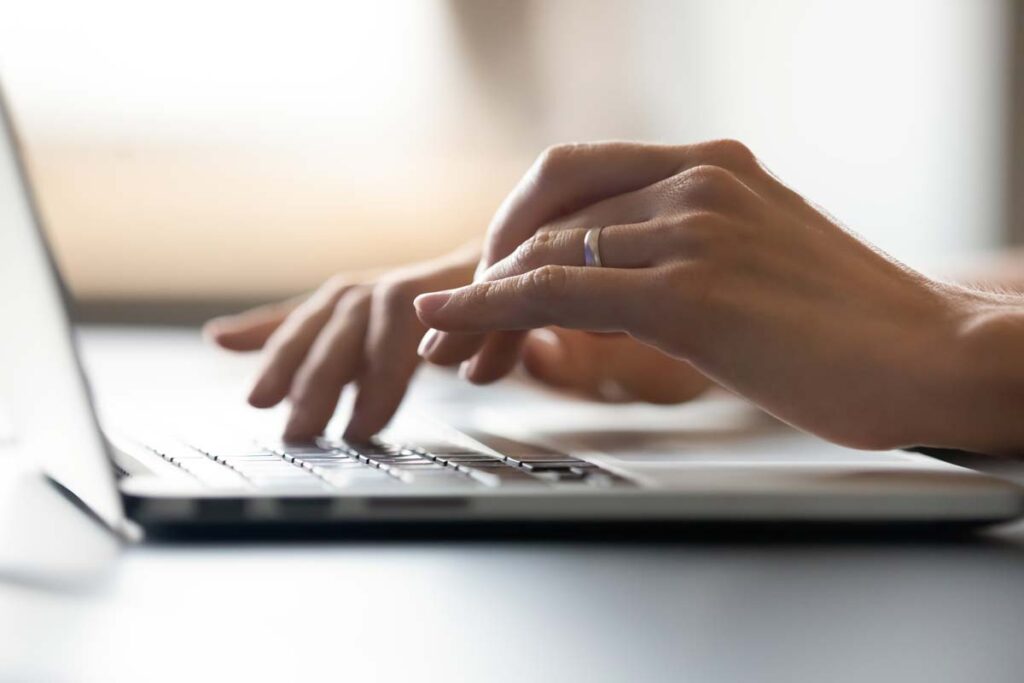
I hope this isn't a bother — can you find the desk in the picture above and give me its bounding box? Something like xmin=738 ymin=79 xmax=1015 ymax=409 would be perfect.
xmin=3 ymin=327 xmax=1024 ymax=682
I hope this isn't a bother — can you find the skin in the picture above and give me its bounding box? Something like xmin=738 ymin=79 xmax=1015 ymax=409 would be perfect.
xmin=208 ymin=138 xmax=1024 ymax=455
xmin=204 ymin=242 xmax=709 ymax=441
xmin=415 ymin=140 xmax=1024 ymax=456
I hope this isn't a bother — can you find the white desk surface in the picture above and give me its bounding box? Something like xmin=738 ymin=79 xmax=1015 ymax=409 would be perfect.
xmin=4 ymin=326 xmax=1024 ymax=683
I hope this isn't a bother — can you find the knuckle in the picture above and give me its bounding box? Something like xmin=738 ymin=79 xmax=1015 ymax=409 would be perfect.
xmin=474 ymin=280 xmax=500 ymax=309
xmin=374 ymin=277 xmax=421 ymax=314
xmin=321 ymin=274 xmax=351 ymax=300
xmin=678 ymin=164 xmax=741 ymax=208
xmin=678 ymin=210 xmax=725 ymax=232
xmin=533 ymin=143 xmax=579 ymax=181
xmin=514 ymin=229 xmax=559 ymax=270
xmin=335 ymin=283 xmax=371 ymax=315
xmin=526 ymin=265 xmax=569 ymax=301
xmin=706 ymin=138 xmax=756 ymax=169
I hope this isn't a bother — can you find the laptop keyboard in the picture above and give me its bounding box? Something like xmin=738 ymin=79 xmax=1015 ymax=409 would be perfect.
xmin=135 ymin=435 xmax=629 ymax=492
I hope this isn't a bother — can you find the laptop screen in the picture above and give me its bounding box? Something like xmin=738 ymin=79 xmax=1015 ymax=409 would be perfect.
xmin=0 ymin=85 xmax=124 ymax=531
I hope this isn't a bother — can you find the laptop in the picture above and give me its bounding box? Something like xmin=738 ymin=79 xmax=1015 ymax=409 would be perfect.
xmin=1 ymin=87 xmax=1021 ymax=539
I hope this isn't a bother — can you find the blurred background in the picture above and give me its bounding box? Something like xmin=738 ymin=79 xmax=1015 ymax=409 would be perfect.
xmin=0 ymin=0 xmax=1021 ymax=321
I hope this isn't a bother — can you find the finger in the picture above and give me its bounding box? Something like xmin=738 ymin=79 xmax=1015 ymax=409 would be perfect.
xmin=344 ymin=282 xmax=426 ymax=441
xmin=247 ymin=282 xmax=352 ymax=408
xmin=416 ymin=266 xmax=663 ymax=335
xmin=203 ymin=298 xmax=301 ymax=351
xmin=461 ymin=331 xmax=527 ymax=384
xmin=417 ymin=329 xmax=487 ymax=365
xmin=481 ymin=221 xmax=663 ymax=283
xmin=420 ymin=330 xmax=524 ymax=385
xmin=523 ymin=328 xmax=710 ymax=404
xmin=403 ymin=245 xmax=487 ymax=366
xmin=482 ymin=166 xmax=762 ymax=286
xmin=283 ymin=289 xmax=372 ymax=440
xmin=482 ymin=138 xmax=767 ymax=268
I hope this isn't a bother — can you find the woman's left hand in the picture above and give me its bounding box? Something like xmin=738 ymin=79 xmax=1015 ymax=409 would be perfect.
xmin=414 ymin=139 xmax=1017 ymax=453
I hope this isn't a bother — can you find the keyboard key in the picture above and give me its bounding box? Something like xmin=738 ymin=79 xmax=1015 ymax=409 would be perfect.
xmin=223 ymin=455 xmax=288 ymax=465
xmin=189 ymin=438 xmax=271 ymax=457
xmin=401 ymin=441 xmax=480 ymax=455
xmin=319 ymin=467 xmax=394 ymax=480
xmin=262 ymin=440 xmax=338 ymax=455
xmin=388 ymin=462 xmax=445 ymax=470
xmin=231 ymin=464 xmax=305 ymax=475
xmin=324 ymin=472 xmax=402 ymax=488
xmin=518 ymin=461 xmax=584 ymax=472
xmin=395 ymin=470 xmax=481 ymax=487
xmin=370 ymin=455 xmax=434 ymax=465
xmin=184 ymin=459 xmax=250 ymax=488
xmin=145 ymin=438 xmax=208 ymax=462
xmin=242 ymin=475 xmax=315 ymax=485
xmin=307 ymin=462 xmax=365 ymax=471
xmin=320 ymin=438 xmax=407 ymax=455
xmin=465 ymin=468 xmax=543 ymax=487
xmin=433 ymin=455 xmax=503 ymax=464
xmin=290 ymin=455 xmax=360 ymax=464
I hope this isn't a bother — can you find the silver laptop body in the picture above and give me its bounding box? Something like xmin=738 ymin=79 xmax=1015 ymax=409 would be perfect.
xmin=1 ymin=86 xmax=1020 ymax=538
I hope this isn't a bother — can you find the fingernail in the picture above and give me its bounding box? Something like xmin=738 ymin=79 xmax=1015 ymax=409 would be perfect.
xmin=414 ymin=291 xmax=452 ymax=318
xmin=201 ymin=321 xmax=222 ymax=342
xmin=458 ymin=359 xmax=474 ymax=381
xmin=417 ymin=329 xmax=440 ymax=358
xmin=247 ymin=379 xmax=268 ymax=406
xmin=530 ymin=328 xmax=562 ymax=352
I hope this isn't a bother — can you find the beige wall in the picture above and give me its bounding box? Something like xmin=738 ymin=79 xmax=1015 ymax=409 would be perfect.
xmin=0 ymin=0 xmax=1013 ymax=302
xmin=23 ymin=142 xmax=525 ymax=300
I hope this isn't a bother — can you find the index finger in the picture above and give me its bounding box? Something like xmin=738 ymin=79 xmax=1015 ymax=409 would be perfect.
xmin=416 ymin=266 xmax=658 ymax=336
xmin=203 ymin=297 xmax=302 ymax=351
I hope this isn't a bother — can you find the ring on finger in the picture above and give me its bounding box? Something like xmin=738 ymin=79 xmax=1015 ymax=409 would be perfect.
xmin=583 ymin=227 xmax=604 ymax=267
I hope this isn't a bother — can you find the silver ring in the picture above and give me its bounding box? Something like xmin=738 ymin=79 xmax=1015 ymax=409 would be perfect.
xmin=583 ymin=227 xmax=604 ymax=267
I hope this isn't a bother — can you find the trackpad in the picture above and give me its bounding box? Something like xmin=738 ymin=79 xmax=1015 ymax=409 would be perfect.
xmin=553 ymin=428 xmax=919 ymax=465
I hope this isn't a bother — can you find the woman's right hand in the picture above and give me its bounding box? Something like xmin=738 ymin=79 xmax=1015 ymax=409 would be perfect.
xmin=203 ymin=243 xmax=485 ymax=441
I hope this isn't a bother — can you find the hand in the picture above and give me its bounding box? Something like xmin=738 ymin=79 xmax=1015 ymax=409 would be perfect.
xmin=419 ymin=142 xmax=700 ymax=384
xmin=204 ymin=244 xmax=481 ymax=441
xmin=205 ymin=243 xmax=712 ymax=440
xmin=415 ymin=139 xmax=1017 ymax=453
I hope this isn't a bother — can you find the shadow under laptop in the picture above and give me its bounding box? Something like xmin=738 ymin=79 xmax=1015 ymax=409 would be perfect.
xmin=139 ymin=517 xmax=1019 ymax=547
